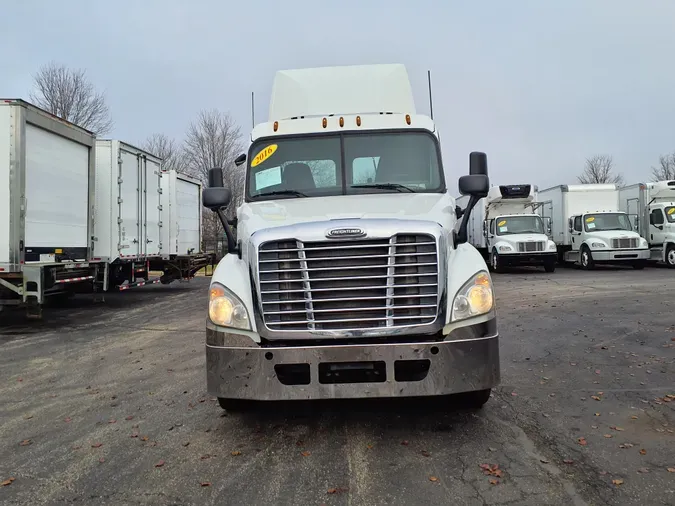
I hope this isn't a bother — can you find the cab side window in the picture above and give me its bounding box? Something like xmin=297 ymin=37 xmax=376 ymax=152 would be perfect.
xmin=650 ymin=209 xmax=664 ymax=226
xmin=489 ymin=219 xmax=495 ymax=235
xmin=573 ymin=216 xmax=582 ymax=232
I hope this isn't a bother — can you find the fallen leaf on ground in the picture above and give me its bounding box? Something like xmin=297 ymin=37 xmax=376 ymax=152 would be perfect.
xmin=24 ymin=414 xmax=33 ymax=420
xmin=231 ymin=450 xmax=241 ymax=456
xmin=612 ymin=479 xmax=624 ymax=485
xmin=511 ymin=392 xmax=518 ymax=396
xmin=640 ymin=449 xmax=647 ymax=455
xmin=578 ymin=437 xmax=588 ymax=446
xmin=611 ymin=426 xmax=624 ymax=431
xmin=489 ymin=478 xmax=499 ymax=485
xmin=591 ymin=396 xmax=601 ymax=401
xmin=604 ymin=434 xmax=613 ymax=439
xmin=429 ymin=476 xmax=439 ymax=482
xmin=200 ymin=482 xmax=211 ymax=487
xmin=366 ymin=444 xmax=374 ymax=449
xmin=421 ymin=450 xmax=431 ymax=457
xmin=301 ymin=451 xmax=311 ymax=457
xmin=594 ymin=412 xmax=601 ymax=416
xmin=1 ymin=477 xmax=16 ymax=486
xmin=140 ymin=436 xmax=149 ymax=442
xmin=327 ymin=488 xmax=338 ymax=494
xmin=154 ymin=460 xmax=165 ymax=468
xmin=401 ymin=440 xmax=409 ymax=446
xmin=563 ymin=459 xmax=574 ymax=464
xmin=99 ymin=457 xmax=105 ymax=463
xmin=200 ymin=454 xmax=212 ymax=460
xmin=667 ymin=468 xmax=675 ymax=473
xmin=295 ymin=440 xmax=303 ymax=447
xmin=19 ymin=439 xmax=32 ymax=446
xmin=540 ymin=458 xmax=550 ymax=464
xmin=64 ymin=417 xmax=72 ymax=423
xmin=631 ymin=416 xmax=638 ymax=420
xmin=182 ymin=442 xmax=190 ymax=447
xmin=125 ymin=416 xmax=134 ymax=421
xmin=637 ymin=467 xmax=649 ymax=473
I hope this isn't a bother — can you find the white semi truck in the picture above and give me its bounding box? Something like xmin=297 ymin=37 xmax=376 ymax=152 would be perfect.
xmin=200 ymin=64 xmax=500 ymax=410
xmin=618 ymin=181 xmax=675 ymax=268
xmin=456 ymin=184 xmax=557 ymax=272
xmin=538 ymin=183 xmax=649 ymax=269
xmin=0 ymin=99 xmax=211 ymax=317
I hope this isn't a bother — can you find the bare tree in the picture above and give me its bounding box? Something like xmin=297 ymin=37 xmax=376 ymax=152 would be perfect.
xmin=29 ymin=62 xmax=113 ymax=135
xmin=183 ymin=110 xmax=245 ymax=249
xmin=577 ymin=155 xmax=624 ymax=186
xmin=142 ymin=133 xmax=187 ymax=174
xmin=650 ymin=152 xmax=675 ymax=181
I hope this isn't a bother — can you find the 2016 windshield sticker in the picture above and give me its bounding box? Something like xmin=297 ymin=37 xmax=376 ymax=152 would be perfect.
xmin=587 ymin=222 xmax=596 ymax=229
xmin=668 ymin=208 xmax=675 ymax=215
xmin=497 ymin=220 xmax=507 ymax=227
xmin=499 ymin=226 xmax=508 ymax=233
xmin=585 ymin=216 xmax=595 ymax=222
xmin=251 ymin=144 xmax=278 ymax=168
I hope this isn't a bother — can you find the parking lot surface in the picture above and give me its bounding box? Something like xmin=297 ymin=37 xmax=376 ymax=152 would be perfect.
xmin=0 ymin=267 xmax=673 ymax=505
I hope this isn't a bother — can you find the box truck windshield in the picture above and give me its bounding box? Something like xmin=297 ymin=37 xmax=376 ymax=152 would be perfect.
xmin=247 ymin=131 xmax=443 ymax=201
xmin=495 ymin=216 xmax=545 ymax=235
xmin=584 ymin=213 xmax=632 ymax=232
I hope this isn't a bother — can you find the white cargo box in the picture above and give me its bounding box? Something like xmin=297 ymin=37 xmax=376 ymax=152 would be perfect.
xmin=0 ymin=99 xmax=96 ymax=273
xmin=159 ymin=170 xmax=202 ymax=257
xmin=93 ymin=140 xmax=163 ymax=262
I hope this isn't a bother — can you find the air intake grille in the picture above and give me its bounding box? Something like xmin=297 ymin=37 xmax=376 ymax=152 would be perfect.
xmin=517 ymin=241 xmax=545 ymax=252
xmin=258 ymin=234 xmax=439 ymax=331
xmin=611 ymin=238 xmax=638 ymax=249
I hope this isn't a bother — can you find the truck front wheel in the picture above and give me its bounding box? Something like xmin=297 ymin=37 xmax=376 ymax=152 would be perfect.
xmin=456 ymin=388 xmax=492 ymax=409
xmin=544 ymin=258 xmax=556 ymax=273
xmin=490 ymin=250 xmax=504 ymax=273
xmin=218 ymin=398 xmax=247 ymax=411
xmin=666 ymin=245 xmax=675 ymax=268
xmin=580 ymin=246 xmax=595 ymax=270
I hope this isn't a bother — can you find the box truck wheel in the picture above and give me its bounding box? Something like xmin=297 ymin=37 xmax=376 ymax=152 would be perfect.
xmin=490 ymin=250 xmax=504 ymax=273
xmin=456 ymin=388 xmax=492 ymax=409
xmin=218 ymin=398 xmax=247 ymax=411
xmin=580 ymin=246 xmax=595 ymax=270
xmin=667 ymin=245 xmax=675 ymax=268
xmin=544 ymin=258 xmax=556 ymax=273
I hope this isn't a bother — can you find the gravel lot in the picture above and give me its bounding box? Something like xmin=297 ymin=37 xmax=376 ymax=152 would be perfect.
xmin=0 ymin=266 xmax=673 ymax=506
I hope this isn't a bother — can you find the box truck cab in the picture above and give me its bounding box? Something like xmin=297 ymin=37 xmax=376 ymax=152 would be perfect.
xmin=619 ymin=180 xmax=675 ymax=268
xmin=538 ymin=184 xmax=649 ymax=270
xmin=456 ymin=184 xmax=557 ymax=273
xmin=200 ymin=64 xmax=500 ymax=410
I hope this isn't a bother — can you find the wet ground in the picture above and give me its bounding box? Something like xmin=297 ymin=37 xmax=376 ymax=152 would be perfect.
xmin=0 ymin=266 xmax=673 ymax=505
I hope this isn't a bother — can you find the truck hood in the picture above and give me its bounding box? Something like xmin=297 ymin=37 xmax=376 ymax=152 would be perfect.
xmin=586 ymin=230 xmax=641 ymax=242
xmin=238 ymin=193 xmax=456 ymax=233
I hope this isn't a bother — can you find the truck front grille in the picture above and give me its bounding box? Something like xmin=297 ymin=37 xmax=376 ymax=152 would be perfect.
xmin=258 ymin=234 xmax=439 ymax=331
xmin=612 ymin=238 xmax=638 ymax=249
xmin=517 ymin=241 xmax=544 ymax=252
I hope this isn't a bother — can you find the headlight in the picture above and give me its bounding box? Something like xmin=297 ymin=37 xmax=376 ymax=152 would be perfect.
xmin=590 ymin=242 xmax=607 ymax=249
xmin=209 ymin=283 xmax=251 ymax=330
xmin=451 ymin=271 xmax=495 ymax=322
xmin=640 ymin=238 xmax=648 ymax=247
xmin=548 ymin=242 xmax=557 ymax=250
xmin=498 ymin=245 xmax=513 ymax=252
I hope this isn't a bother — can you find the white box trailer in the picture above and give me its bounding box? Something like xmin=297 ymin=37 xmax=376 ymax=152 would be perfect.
xmin=537 ymin=183 xmax=649 ymax=269
xmin=0 ymin=99 xmax=101 ymax=315
xmin=159 ymin=171 xmax=202 ymax=257
xmin=618 ymin=180 xmax=675 ymax=267
xmin=456 ymin=184 xmax=557 ymax=272
xmin=93 ymin=140 xmax=163 ymax=262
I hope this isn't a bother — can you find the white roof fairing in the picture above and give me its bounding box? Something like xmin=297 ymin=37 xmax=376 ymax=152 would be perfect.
xmin=268 ymin=64 xmax=417 ymax=121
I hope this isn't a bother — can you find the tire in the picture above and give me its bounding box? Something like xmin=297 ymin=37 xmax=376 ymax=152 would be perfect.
xmin=632 ymin=260 xmax=646 ymax=270
xmin=457 ymin=389 xmax=492 ymax=409
xmin=666 ymin=245 xmax=675 ymax=269
xmin=490 ymin=250 xmax=504 ymax=273
xmin=217 ymin=398 xmax=247 ymax=411
xmin=579 ymin=246 xmax=595 ymax=270
xmin=544 ymin=259 xmax=556 ymax=273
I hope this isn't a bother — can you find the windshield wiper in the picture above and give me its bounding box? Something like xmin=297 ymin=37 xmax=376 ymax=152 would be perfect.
xmin=251 ymin=190 xmax=307 ymax=199
xmin=351 ymin=183 xmax=415 ymax=193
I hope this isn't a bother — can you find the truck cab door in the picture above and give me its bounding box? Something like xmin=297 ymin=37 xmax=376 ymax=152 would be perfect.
xmin=486 ymin=219 xmax=495 ymax=248
xmin=649 ymin=208 xmax=665 ymax=245
xmin=570 ymin=215 xmax=582 ymax=250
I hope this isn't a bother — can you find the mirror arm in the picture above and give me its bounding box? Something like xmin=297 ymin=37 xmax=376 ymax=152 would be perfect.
xmin=457 ymin=195 xmax=479 ymax=244
xmin=216 ymin=207 xmax=239 ymax=255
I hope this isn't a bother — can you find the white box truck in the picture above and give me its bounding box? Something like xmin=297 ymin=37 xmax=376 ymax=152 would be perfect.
xmin=199 ymin=64 xmax=500 ymax=411
xmin=618 ymin=180 xmax=675 ymax=267
xmin=456 ymin=184 xmax=557 ymax=272
xmin=0 ymin=99 xmax=103 ymax=316
xmin=159 ymin=170 xmax=202 ymax=257
xmin=537 ymin=183 xmax=649 ymax=269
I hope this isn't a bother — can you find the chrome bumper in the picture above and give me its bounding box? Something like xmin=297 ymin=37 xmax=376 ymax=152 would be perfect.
xmin=591 ymin=248 xmax=650 ymax=261
xmin=206 ymin=319 xmax=500 ymax=401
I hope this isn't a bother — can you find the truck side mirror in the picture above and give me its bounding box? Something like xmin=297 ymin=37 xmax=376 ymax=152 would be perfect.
xmin=456 ymin=152 xmax=489 ymax=245
xmin=202 ymin=187 xmax=232 ymax=210
xmin=234 ymin=153 xmax=247 ymax=167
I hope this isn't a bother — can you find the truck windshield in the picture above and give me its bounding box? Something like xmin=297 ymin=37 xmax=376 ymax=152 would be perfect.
xmin=246 ymin=131 xmax=443 ymax=200
xmin=495 ymin=215 xmax=544 ymax=235
xmin=583 ymin=213 xmax=632 ymax=232
xmin=666 ymin=206 xmax=675 ymax=223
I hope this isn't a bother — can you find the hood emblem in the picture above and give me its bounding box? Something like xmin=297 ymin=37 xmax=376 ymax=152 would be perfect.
xmin=326 ymin=227 xmax=366 ymax=239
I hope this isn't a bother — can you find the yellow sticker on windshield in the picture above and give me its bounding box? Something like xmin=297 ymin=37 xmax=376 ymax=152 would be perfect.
xmin=668 ymin=208 xmax=675 ymax=215
xmin=585 ymin=216 xmax=595 ymax=222
xmin=497 ymin=220 xmax=507 ymax=227
xmin=251 ymin=144 xmax=278 ymax=168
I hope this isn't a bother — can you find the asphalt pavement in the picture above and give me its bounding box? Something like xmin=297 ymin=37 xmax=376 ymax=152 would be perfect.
xmin=0 ymin=266 xmax=673 ymax=506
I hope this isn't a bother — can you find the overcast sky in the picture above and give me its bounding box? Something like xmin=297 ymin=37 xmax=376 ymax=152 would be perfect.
xmin=3 ymin=0 xmax=675 ymax=191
